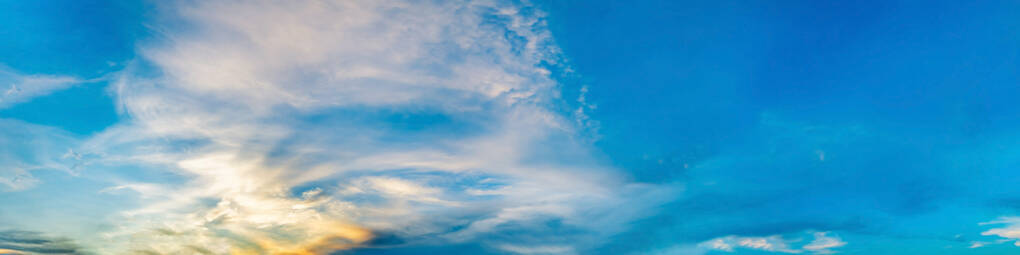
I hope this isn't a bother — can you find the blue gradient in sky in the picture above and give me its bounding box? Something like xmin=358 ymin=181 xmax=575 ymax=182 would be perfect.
xmin=544 ymin=1 xmax=1020 ymax=254
xmin=2 ymin=1 xmax=1020 ymax=254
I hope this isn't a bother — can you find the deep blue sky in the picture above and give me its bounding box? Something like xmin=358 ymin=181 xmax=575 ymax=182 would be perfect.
xmin=543 ymin=1 xmax=1020 ymax=254
xmin=2 ymin=1 xmax=1020 ymax=254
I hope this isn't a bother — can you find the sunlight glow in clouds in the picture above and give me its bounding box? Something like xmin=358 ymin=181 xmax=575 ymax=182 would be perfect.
xmin=9 ymin=0 xmax=1020 ymax=253
xmin=2 ymin=0 xmax=1016 ymax=254
xmin=47 ymin=0 xmax=629 ymax=254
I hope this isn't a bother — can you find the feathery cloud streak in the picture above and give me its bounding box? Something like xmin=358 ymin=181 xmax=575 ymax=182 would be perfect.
xmin=79 ymin=0 xmax=629 ymax=253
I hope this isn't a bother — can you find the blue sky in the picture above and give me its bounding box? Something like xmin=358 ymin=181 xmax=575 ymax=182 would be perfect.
xmin=2 ymin=1 xmax=1020 ymax=254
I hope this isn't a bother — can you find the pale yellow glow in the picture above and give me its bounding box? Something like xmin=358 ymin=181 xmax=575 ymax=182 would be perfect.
xmin=0 ymin=249 xmax=27 ymax=255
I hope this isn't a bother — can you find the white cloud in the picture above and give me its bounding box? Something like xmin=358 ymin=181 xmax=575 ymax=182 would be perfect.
xmin=140 ymin=0 xmax=559 ymax=111
xmin=74 ymin=0 xmax=645 ymax=254
xmin=0 ymin=68 xmax=81 ymax=109
xmin=700 ymin=235 xmax=801 ymax=254
xmin=802 ymin=232 xmax=847 ymax=254
xmin=497 ymin=244 xmax=576 ymax=255
xmin=700 ymin=231 xmax=846 ymax=254
xmin=572 ymin=85 xmax=600 ymax=140
xmin=0 ymin=119 xmax=80 ymax=191
xmin=979 ymin=217 xmax=1020 ymax=247
xmin=648 ymin=244 xmax=710 ymax=255
xmin=969 ymin=239 xmax=1010 ymax=248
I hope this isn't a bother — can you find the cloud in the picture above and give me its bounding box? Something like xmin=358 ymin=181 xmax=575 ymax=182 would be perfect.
xmin=647 ymin=244 xmax=710 ymax=255
xmin=968 ymin=239 xmax=1009 ymax=249
xmin=0 ymin=230 xmax=83 ymax=254
xmin=496 ymin=244 xmax=575 ymax=255
xmin=700 ymin=235 xmax=800 ymax=254
xmin=802 ymin=232 xmax=847 ymax=254
xmin=0 ymin=68 xmax=80 ymax=109
xmin=978 ymin=217 xmax=1020 ymax=247
xmin=699 ymin=231 xmax=846 ymax=254
xmin=0 ymin=119 xmax=81 ymax=191
xmin=72 ymin=0 xmax=642 ymax=254
xmin=138 ymin=0 xmax=560 ymax=111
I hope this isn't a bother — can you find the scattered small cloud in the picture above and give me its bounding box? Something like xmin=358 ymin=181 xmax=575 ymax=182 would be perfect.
xmin=700 ymin=235 xmax=800 ymax=254
xmin=802 ymin=232 xmax=847 ymax=254
xmin=977 ymin=217 xmax=1020 ymax=247
xmin=969 ymin=239 xmax=1009 ymax=248
xmin=497 ymin=244 xmax=575 ymax=255
xmin=700 ymin=231 xmax=846 ymax=254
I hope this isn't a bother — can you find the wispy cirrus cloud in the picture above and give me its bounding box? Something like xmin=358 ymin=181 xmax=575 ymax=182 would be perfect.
xmin=65 ymin=0 xmax=647 ymax=254
xmin=0 ymin=120 xmax=81 ymax=191
xmin=0 ymin=68 xmax=81 ymax=110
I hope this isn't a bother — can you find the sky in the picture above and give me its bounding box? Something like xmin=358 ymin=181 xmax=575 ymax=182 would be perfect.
xmin=1 ymin=0 xmax=1020 ymax=254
